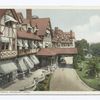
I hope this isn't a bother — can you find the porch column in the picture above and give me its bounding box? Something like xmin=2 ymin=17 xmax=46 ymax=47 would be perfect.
xmin=56 ymin=56 xmax=58 ymax=66
xmin=51 ymin=56 xmax=53 ymax=66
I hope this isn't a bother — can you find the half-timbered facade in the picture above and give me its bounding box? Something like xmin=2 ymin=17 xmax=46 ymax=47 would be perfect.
xmin=0 ymin=9 xmax=19 ymax=59
xmin=31 ymin=18 xmax=53 ymax=48
xmin=0 ymin=9 xmax=19 ymax=86
xmin=16 ymin=11 xmax=41 ymax=79
xmin=52 ymin=27 xmax=75 ymax=48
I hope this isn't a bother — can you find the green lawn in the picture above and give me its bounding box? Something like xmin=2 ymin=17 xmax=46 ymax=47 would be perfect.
xmin=35 ymin=74 xmax=52 ymax=91
xmin=76 ymin=61 xmax=100 ymax=90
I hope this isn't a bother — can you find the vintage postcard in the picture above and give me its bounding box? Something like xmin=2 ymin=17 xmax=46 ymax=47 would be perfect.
xmin=0 ymin=6 xmax=100 ymax=94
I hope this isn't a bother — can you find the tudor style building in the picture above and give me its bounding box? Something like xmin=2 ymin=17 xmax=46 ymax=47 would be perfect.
xmin=0 ymin=9 xmax=77 ymax=88
xmin=52 ymin=27 xmax=75 ymax=48
xmin=37 ymin=26 xmax=77 ymax=66
xmin=16 ymin=11 xmax=41 ymax=79
xmin=0 ymin=9 xmax=19 ymax=86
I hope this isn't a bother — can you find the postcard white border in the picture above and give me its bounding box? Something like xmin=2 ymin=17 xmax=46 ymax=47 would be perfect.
xmin=0 ymin=6 xmax=100 ymax=95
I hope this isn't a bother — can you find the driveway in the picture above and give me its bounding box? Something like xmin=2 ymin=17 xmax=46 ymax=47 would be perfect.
xmin=50 ymin=66 xmax=94 ymax=91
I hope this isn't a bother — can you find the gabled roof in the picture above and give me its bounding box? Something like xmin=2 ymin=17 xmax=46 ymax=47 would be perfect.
xmin=0 ymin=9 xmax=20 ymax=23
xmin=52 ymin=28 xmax=75 ymax=43
xmin=22 ymin=19 xmax=30 ymax=25
xmin=31 ymin=18 xmax=50 ymax=36
xmin=0 ymin=9 xmax=6 ymax=18
xmin=16 ymin=12 xmax=24 ymax=23
xmin=36 ymin=48 xmax=77 ymax=56
xmin=17 ymin=30 xmax=41 ymax=40
xmin=53 ymin=48 xmax=77 ymax=55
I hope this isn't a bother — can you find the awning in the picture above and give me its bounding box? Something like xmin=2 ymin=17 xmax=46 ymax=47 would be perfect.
xmin=0 ymin=36 xmax=9 ymax=43
xmin=23 ymin=56 xmax=34 ymax=69
xmin=23 ymin=40 xmax=28 ymax=49
xmin=17 ymin=58 xmax=28 ymax=71
xmin=17 ymin=39 xmax=23 ymax=47
xmin=32 ymin=41 xmax=37 ymax=48
xmin=0 ymin=61 xmax=17 ymax=74
xmin=5 ymin=15 xmax=18 ymax=23
xmin=29 ymin=55 xmax=39 ymax=65
xmin=39 ymin=42 xmax=43 ymax=48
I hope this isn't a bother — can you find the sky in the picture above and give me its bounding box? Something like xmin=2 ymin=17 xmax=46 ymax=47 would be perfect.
xmin=16 ymin=9 xmax=100 ymax=43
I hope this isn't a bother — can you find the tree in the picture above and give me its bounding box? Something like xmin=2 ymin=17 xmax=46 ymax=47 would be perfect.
xmin=86 ymin=57 xmax=100 ymax=78
xmin=75 ymin=39 xmax=89 ymax=60
xmin=90 ymin=43 xmax=100 ymax=57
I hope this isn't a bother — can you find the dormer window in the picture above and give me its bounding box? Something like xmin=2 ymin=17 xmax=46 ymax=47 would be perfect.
xmin=33 ymin=26 xmax=39 ymax=33
xmin=27 ymin=27 xmax=32 ymax=33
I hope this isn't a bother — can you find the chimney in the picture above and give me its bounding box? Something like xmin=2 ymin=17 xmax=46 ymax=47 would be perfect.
xmin=70 ymin=30 xmax=75 ymax=39
xmin=55 ymin=27 xmax=59 ymax=31
xmin=26 ymin=9 xmax=32 ymax=19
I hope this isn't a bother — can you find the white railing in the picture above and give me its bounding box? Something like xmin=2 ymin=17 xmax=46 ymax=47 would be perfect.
xmin=0 ymin=50 xmax=17 ymax=59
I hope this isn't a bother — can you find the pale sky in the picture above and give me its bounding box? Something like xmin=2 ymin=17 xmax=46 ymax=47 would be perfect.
xmin=16 ymin=9 xmax=100 ymax=43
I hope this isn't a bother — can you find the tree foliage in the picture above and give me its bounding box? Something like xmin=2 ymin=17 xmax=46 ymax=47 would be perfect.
xmin=86 ymin=57 xmax=100 ymax=78
xmin=75 ymin=39 xmax=89 ymax=60
xmin=90 ymin=43 xmax=100 ymax=57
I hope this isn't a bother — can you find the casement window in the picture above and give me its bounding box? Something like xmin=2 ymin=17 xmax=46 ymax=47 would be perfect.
xmin=0 ymin=36 xmax=10 ymax=50
xmin=12 ymin=39 xmax=16 ymax=50
xmin=1 ymin=43 xmax=9 ymax=50
xmin=5 ymin=21 xmax=13 ymax=27
xmin=4 ymin=15 xmax=17 ymax=27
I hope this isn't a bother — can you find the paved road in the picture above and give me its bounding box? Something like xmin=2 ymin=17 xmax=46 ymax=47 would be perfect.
xmin=50 ymin=66 xmax=94 ymax=91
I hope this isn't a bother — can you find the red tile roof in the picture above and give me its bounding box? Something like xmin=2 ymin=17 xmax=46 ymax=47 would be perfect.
xmin=36 ymin=48 xmax=57 ymax=56
xmin=31 ymin=18 xmax=50 ymax=36
xmin=17 ymin=30 xmax=41 ymax=40
xmin=53 ymin=48 xmax=77 ymax=55
xmin=22 ymin=19 xmax=30 ymax=25
xmin=17 ymin=12 xmax=24 ymax=23
xmin=0 ymin=9 xmax=6 ymax=18
xmin=36 ymin=48 xmax=77 ymax=56
xmin=52 ymin=28 xmax=75 ymax=43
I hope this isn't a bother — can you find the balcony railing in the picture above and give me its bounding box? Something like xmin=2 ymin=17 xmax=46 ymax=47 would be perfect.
xmin=18 ymin=49 xmax=39 ymax=56
xmin=0 ymin=50 xmax=17 ymax=59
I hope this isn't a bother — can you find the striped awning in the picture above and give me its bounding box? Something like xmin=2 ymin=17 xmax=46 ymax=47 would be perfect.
xmin=0 ymin=60 xmax=17 ymax=74
xmin=32 ymin=41 xmax=37 ymax=48
xmin=39 ymin=42 xmax=43 ymax=48
xmin=23 ymin=40 xmax=28 ymax=49
xmin=17 ymin=58 xmax=28 ymax=71
xmin=29 ymin=55 xmax=39 ymax=65
xmin=17 ymin=39 xmax=23 ymax=47
xmin=0 ymin=36 xmax=9 ymax=43
xmin=23 ymin=56 xmax=34 ymax=69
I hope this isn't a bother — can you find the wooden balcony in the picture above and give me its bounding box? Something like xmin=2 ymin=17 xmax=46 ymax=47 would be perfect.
xmin=0 ymin=50 xmax=17 ymax=59
xmin=18 ymin=49 xmax=39 ymax=56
